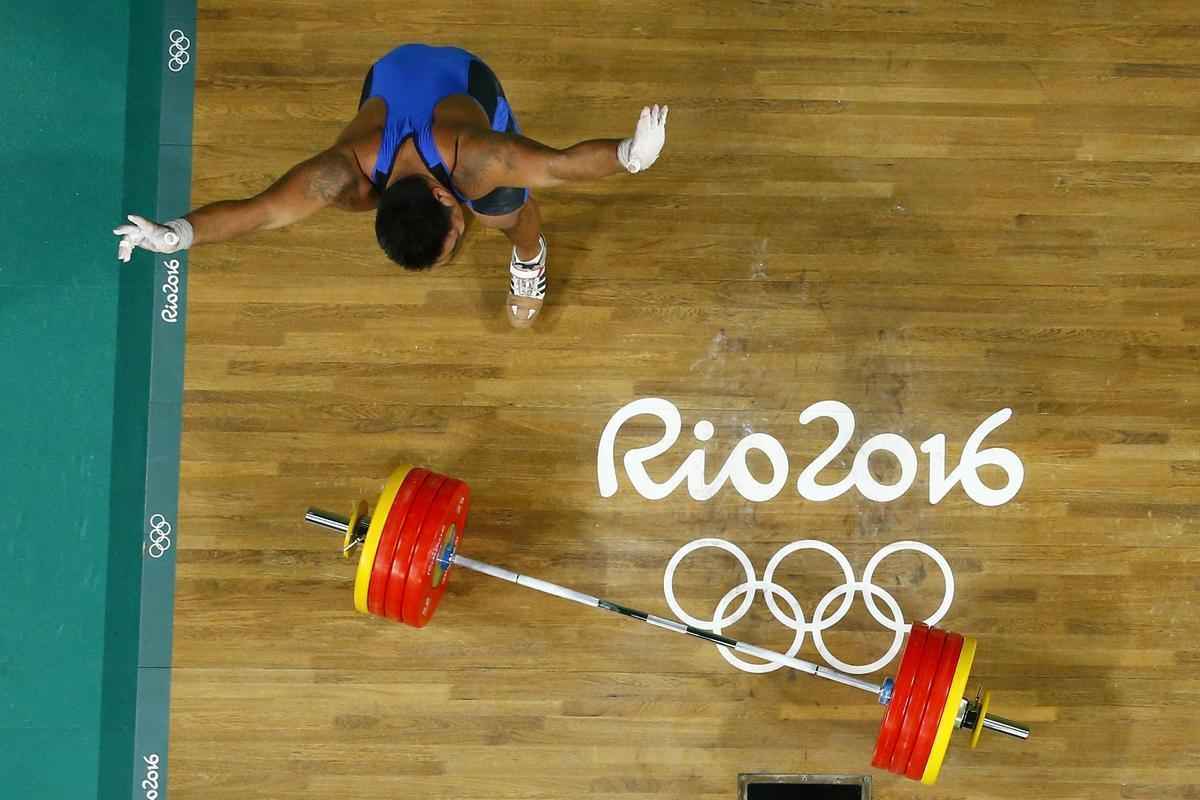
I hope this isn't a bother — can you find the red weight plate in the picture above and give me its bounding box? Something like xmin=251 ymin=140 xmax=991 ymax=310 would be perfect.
xmin=906 ymin=632 xmax=964 ymax=780
xmin=366 ymin=468 xmax=430 ymax=616
xmin=401 ymin=477 xmax=470 ymax=628
xmin=382 ymin=472 xmax=447 ymax=621
xmin=890 ymin=627 xmax=947 ymax=774
xmin=872 ymin=623 xmax=929 ymax=768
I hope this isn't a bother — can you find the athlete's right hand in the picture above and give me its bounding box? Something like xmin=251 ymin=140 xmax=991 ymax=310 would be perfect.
xmin=113 ymin=214 xmax=193 ymax=262
xmin=617 ymin=104 xmax=669 ymax=174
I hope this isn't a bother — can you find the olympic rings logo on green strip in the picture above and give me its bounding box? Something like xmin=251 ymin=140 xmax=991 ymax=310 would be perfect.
xmin=146 ymin=514 xmax=173 ymax=559
xmin=168 ymin=29 xmax=190 ymax=73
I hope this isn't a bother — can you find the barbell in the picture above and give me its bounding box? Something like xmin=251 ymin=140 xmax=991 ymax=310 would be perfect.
xmin=303 ymin=465 xmax=1029 ymax=784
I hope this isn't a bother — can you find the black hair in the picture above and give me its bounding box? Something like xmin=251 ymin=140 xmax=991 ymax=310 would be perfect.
xmin=374 ymin=176 xmax=452 ymax=270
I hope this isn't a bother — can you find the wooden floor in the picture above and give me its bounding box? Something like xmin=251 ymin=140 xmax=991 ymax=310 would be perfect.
xmin=176 ymin=3 xmax=1200 ymax=799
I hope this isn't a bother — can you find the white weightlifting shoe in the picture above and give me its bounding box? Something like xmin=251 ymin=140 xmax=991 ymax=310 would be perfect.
xmin=506 ymin=234 xmax=547 ymax=328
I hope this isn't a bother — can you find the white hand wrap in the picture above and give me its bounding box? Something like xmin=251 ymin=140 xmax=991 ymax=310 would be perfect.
xmin=113 ymin=214 xmax=194 ymax=263
xmin=617 ymin=104 xmax=669 ymax=174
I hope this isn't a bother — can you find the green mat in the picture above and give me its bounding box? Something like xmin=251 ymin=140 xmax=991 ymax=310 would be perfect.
xmin=0 ymin=2 xmax=193 ymax=798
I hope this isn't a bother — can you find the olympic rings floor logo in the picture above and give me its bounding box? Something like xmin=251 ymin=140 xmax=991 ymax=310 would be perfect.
xmin=167 ymin=29 xmax=191 ymax=73
xmin=146 ymin=514 xmax=173 ymax=559
xmin=663 ymin=538 xmax=954 ymax=675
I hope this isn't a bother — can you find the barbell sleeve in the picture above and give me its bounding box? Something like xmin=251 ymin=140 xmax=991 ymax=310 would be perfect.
xmin=981 ymin=714 xmax=1029 ymax=740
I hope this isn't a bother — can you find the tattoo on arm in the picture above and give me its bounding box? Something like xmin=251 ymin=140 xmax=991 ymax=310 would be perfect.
xmin=306 ymin=151 xmax=359 ymax=206
xmin=456 ymin=131 xmax=620 ymax=190
xmin=452 ymin=128 xmax=621 ymax=193
xmin=453 ymin=131 xmax=521 ymax=196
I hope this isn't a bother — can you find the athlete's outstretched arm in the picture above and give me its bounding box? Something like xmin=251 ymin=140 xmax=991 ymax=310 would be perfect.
xmin=456 ymin=105 xmax=669 ymax=192
xmin=114 ymin=147 xmax=367 ymax=262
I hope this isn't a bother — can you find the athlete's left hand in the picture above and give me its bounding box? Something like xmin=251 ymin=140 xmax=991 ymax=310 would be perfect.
xmin=617 ymin=104 xmax=669 ymax=174
xmin=113 ymin=214 xmax=193 ymax=262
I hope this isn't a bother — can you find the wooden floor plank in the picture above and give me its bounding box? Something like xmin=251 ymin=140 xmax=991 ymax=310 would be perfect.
xmin=174 ymin=3 xmax=1200 ymax=798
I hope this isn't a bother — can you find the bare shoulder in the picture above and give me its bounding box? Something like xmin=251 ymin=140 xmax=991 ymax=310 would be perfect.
xmin=433 ymin=96 xmax=561 ymax=196
xmin=432 ymin=95 xmax=508 ymax=197
xmin=337 ymin=96 xmax=387 ymax=145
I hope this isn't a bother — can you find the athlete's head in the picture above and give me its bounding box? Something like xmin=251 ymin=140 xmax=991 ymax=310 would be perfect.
xmin=375 ymin=176 xmax=466 ymax=269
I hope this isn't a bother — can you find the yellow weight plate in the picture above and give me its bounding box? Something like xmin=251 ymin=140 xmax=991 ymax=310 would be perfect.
xmin=920 ymin=637 xmax=976 ymax=785
xmin=970 ymin=690 xmax=992 ymax=749
xmin=352 ymin=465 xmax=413 ymax=614
xmin=343 ymin=499 xmax=367 ymax=560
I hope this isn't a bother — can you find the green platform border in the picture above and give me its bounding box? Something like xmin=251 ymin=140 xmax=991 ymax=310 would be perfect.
xmin=100 ymin=3 xmax=195 ymax=799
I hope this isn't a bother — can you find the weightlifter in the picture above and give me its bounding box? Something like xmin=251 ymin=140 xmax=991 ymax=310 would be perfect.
xmin=113 ymin=43 xmax=669 ymax=328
